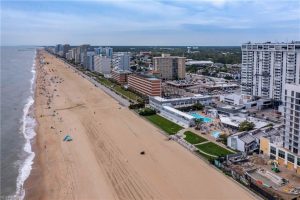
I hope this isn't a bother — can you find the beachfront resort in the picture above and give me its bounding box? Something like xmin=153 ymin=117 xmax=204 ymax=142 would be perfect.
xmin=42 ymin=42 xmax=300 ymax=200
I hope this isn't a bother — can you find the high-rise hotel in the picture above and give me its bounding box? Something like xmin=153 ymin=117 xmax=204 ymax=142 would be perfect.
xmin=283 ymin=83 xmax=300 ymax=155
xmin=241 ymin=42 xmax=300 ymax=102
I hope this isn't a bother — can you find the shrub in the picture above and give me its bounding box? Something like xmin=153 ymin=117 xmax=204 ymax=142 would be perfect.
xmin=129 ymin=102 xmax=145 ymax=109
xmin=177 ymin=103 xmax=204 ymax=112
xmin=139 ymin=108 xmax=156 ymax=116
xmin=238 ymin=120 xmax=255 ymax=132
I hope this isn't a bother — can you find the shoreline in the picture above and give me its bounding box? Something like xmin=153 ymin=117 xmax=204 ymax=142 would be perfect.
xmin=24 ymin=49 xmax=46 ymax=200
xmin=14 ymin=49 xmax=38 ymax=200
xmin=24 ymin=50 xmax=256 ymax=200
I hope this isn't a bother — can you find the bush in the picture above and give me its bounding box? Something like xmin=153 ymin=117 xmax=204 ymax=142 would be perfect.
xmin=129 ymin=102 xmax=145 ymax=109
xmin=238 ymin=120 xmax=255 ymax=132
xmin=139 ymin=108 xmax=156 ymax=116
xmin=217 ymin=133 xmax=228 ymax=145
xmin=177 ymin=103 xmax=204 ymax=112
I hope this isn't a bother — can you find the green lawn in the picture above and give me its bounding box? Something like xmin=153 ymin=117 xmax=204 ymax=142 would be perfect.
xmin=184 ymin=131 xmax=207 ymax=144
xmin=195 ymin=142 xmax=233 ymax=157
xmin=145 ymin=114 xmax=183 ymax=135
xmin=114 ymin=85 xmax=143 ymax=102
xmin=196 ymin=150 xmax=216 ymax=161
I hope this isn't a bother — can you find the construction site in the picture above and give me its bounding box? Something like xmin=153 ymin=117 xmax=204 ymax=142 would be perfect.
xmin=215 ymin=153 xmax=300 ymax=200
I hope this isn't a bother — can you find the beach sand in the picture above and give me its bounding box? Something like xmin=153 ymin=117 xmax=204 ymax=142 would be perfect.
xmin=25 ymin=50 xmax=256 ymax=200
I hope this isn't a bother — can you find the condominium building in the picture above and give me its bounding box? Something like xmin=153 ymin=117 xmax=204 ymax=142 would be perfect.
xmin=86 ymin=51 xmax=95 ymax=71
xmin=258 ymin=83 xmax=300 ymax=173
xmin=283 ymin=83 xmax=300 ymax=155
xmin=104 ymin=47 xmax=113 ymax=58
xmin=94 ymin=55 xmax=111 ymax=75
xmin=112 ymin=52 xmax=130 ymax=71
xmin=127 ymin=74 xmax=162 ymax=96
xmin=79 ymin=44 xmax=90 ymax=67
xmin=74 ymin=47 xmax=81 ymax=64
xmin=95 ymin=47 xmax=113 ymax=58
xmin=63 ymin=44 xmax=70 ymax=57
xmin=65 ymin=50 xmax=73 ymax=61
xmin=55 ymin=44 xmax=63 ymax=55
xmin=241 ymin=42 xmax=300 ymax=102
xmin=153 ymin=54 xmax=186 ymax=80
xmin=111 ymin=70 xmax=131 ymax=84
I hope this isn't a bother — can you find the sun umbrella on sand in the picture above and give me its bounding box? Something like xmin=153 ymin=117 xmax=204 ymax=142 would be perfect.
xmin=63 ymin=135 xmax=73 ymax=142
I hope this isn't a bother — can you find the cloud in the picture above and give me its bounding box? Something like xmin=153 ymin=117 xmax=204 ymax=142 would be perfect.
xmin=1 ymin=0 xmax=300 ymax=45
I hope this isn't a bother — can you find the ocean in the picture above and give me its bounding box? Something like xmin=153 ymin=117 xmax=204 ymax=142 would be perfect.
xmin=1 ymin=46 xmax=37 ymax=199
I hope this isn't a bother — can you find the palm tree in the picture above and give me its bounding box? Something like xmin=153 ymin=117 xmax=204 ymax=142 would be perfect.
xmin=195 ymin=118 xmax=204 ymax=130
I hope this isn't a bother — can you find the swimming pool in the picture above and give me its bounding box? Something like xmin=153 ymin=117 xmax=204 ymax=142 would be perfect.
xmin=211 ymin=131 xmax=221 ymax=138
xmin=190 ymin=112 xmax=212 ymax=123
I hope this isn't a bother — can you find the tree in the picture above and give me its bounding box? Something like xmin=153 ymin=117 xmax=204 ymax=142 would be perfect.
xmin=238 ymin=120 xmax=255 ymax=132
xmin=218 ymin=133 xmax=228 ymax=145
xmin=193 ymin=103 xmax=204 ymax=111
xmin=224 ymin=75 xmax=233 ymax=80
xmin=195 ymin=118 xmax=204 ymax=130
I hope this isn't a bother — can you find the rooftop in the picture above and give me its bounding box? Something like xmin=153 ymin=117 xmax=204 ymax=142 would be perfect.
xmin=112 ymin=69 xmax=132 ymax=74
xmin=130 ymin=73 xmax=160 ymax=81
xmin=151 ymin=95 xmax=212 ymax=103
xmin=162 ymin=106 xmax=195 ymax=120
xmin=186 ymin=60 xmax=213 ymax=65
xmin=220 ymin=115 xmax=269 ymax=129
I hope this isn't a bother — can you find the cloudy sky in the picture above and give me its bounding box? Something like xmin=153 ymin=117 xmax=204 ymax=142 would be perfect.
xmin=1 ymin=0 xmax=300 ymax=46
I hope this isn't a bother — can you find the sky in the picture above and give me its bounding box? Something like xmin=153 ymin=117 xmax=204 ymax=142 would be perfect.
xmin=1 ymin=0 xmax=300 ymax=46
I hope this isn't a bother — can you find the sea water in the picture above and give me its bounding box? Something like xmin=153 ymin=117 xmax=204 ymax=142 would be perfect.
xmin=1 ymin=46 xmax=37 ymax=199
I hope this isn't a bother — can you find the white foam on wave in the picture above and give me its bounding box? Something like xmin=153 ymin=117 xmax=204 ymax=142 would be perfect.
xmin=14 ymin=49 xmax=37 ymax=200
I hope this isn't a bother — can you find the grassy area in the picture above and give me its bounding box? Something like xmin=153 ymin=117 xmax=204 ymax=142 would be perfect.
xmin=184 ymin=131 xmax=207 ymax=144
xmin=195 ymin=142 xmax=233 ymax=157
xmin=145 ymin=114 xmax=183 ymax=135
xmin=114 ymin=85 xmax=143 ymax=102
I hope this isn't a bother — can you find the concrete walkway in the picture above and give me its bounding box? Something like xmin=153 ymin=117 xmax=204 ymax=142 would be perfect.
xmin=193 ymin=140 xmax=210 ymax=146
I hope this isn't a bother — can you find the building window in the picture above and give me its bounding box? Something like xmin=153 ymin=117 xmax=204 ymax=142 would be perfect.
xmin=293 ymin=148 xmax=298 ymax=154
xmin=270 ymin=154 xmax=276 ymax=160
xmin=288 ymin=154 xmax=295 ymax=163
xmin=270 ymin=146 xmax=276 ymax=155
xmin=278 ymin=150 xmax=285 ymax=159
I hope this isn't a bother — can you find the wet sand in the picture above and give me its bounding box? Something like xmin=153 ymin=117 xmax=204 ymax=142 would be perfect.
xmin=25 ymin=49 xmax=256 ymax=200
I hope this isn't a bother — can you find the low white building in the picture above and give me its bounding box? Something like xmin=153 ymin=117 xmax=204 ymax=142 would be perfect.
xmin=94 ymin=55 xmax=111 ymax=75
xmin=160 ymin=106 xmax=195 ymax=128
xmin=149 ymin=95 xmax=212 ymax=111
xmin=227 ymin=125 xmax=282 ymax=153
xmin=149 ymin=95 xmax=212 ymax=128
xmin=220 ymin=94 xmax=252 ymax=106
xmin=227 ymin=131 xmax=258 ymax=153
xmin=219 ymin=115 xmax=270 ymax=130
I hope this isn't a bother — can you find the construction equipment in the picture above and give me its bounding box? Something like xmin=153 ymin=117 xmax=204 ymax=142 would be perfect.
xmin=268 ymin=160 xmax=280 ymax=173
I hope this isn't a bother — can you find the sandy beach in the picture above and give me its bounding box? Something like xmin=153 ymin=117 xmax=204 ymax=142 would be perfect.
xmin=24 ymin=49 xmax=256 ymax=200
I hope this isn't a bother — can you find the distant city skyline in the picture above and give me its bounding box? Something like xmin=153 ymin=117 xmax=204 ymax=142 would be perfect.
xmin=1 ymin=0 xmax=300 ymax=46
